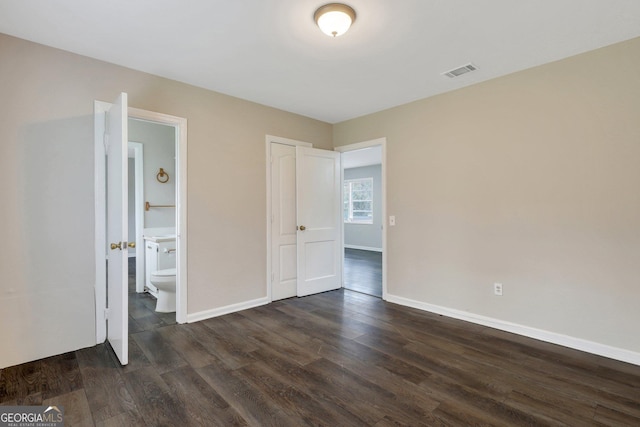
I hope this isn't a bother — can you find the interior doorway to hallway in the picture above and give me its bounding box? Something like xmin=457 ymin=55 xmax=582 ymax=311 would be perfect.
xmin=336 ymin=138 xmax=387 ymax=299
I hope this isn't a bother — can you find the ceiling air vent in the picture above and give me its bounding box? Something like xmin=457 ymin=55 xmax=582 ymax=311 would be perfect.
xmin=443 ymin=63 xmax=477 ymax=78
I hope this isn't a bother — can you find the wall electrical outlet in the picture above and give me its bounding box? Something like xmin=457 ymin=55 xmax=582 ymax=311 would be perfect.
xmin=494 ymin=283 xmax=503 ymax=296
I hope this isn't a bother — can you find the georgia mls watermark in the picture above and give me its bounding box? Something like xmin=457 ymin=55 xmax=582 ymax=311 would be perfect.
xmin=0 ymin=406 xmax=64 ymax=427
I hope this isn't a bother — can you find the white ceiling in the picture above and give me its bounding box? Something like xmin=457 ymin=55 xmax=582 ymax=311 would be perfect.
xmin=342 ymin=146 xmax=382 ymax=169
xmin=1 ymin=1 xmax=640 ymax=123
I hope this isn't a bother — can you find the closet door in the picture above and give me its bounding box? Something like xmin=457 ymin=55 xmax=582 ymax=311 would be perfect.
xmin=296 ymin=146 xmax=342 ymax=297
xmin=271 ymin=143 xmax=298 ymax=300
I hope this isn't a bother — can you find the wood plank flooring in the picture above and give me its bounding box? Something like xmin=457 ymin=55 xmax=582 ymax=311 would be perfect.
xmin=2 ymin=289 xmax=640 ymax=426
xmin=344 ymin=248 xmax=382 ymax=297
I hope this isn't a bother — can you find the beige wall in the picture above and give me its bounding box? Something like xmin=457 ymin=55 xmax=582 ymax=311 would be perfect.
xmin=334 ymin=37 xmax=640 ymax=356
xmin=1 ymin=30 xmax=638 ymax=367
xmin=0 ymin=33 xmax=331 ymax=368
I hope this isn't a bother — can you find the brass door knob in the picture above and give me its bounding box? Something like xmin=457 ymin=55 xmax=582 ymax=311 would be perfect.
xmin=299 ymin=225 xmax=306 ymax=231
xmin=110 ymin=242 xmax=123 ymax=250
xmin=128 ymin=242 xmax=136 ymax=248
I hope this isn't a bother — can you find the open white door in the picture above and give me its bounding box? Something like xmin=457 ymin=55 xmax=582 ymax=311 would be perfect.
xmin=296 ymin=146 xmax=342 ymax=297
xmin=106 ymin=93 xmax=129 ymax=365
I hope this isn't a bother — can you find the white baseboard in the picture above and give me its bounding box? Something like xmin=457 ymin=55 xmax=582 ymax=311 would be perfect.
xmin=385 ymin=293 xmax=640 ymax=367
xmin=186 ymin=296 xmax=270 ymax=324
xmin=344 ymin=245 xmax=383 ymax=253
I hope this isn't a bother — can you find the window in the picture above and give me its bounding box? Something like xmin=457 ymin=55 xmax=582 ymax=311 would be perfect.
xmin=343 ymin=178 xmax=373 ymax=224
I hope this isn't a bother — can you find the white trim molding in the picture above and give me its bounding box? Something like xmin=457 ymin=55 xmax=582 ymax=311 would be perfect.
xmin=335 ymin=138 xmax=388 ymax=300
xmin=187 ymin=297 xmax=270 ymax=324
xmin=127 ymin=142 xmax=145 ymax=290
xmin=386 ymin=293 xmax=640 ymax=366
xmin=334 ymin=137 xmax=387 ymax=153
xmin=94 ymin=101 xmax=109 ymax=344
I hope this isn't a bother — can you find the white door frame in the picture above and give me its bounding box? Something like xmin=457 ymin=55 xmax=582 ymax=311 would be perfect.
xmin=95 ymin=104 xmax=188 ymax=343
xmin=128 ymin=142 xmax=145 ymax=292
xmin=265 ymin=135 xmax=312 ymax=301
xmin=334 ymin=137 xmax=388 ymax=300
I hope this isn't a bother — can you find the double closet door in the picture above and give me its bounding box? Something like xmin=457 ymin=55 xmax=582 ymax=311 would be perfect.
xmin=270 ymin=142 xmax=342 ymax=300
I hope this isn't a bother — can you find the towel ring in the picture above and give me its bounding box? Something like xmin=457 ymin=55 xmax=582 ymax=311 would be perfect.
xmin=156 ymin=168 xmax=169 ymax=183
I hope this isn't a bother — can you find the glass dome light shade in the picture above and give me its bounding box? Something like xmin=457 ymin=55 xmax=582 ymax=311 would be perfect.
xmin=314 ymin=4 xmax=356 ymax=37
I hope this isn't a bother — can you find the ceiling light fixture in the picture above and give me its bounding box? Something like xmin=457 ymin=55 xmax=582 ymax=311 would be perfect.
xmin=314 ymin=3 xmax=356 ymax=37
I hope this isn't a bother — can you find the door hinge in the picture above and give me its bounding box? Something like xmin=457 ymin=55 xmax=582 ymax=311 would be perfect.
xmin=271 ymin=272 xmax=275 ymax=283
xmin=104 ymin=308 xmax=110 ymax=320
xmin=103 ymin=132 xmax=110 ymax=152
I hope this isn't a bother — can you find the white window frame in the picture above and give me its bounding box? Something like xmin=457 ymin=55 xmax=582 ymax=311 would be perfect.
xmin=344 ymin=177 xmax=373 ymax=224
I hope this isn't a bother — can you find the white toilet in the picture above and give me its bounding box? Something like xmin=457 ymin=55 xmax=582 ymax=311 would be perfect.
xmin=150 ymin=268 xmax=176 ymax=313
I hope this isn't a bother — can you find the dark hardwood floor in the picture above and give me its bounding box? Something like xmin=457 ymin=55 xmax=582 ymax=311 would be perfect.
xmin=2 ymin=280 xmax=640 ymax=425
xmin=344 ymin=248 xmax=382 ymax=297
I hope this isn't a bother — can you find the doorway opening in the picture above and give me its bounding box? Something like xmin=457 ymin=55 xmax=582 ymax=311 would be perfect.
xmin=128 ymin=117 xmax=178 ymax=326
xmin=127 ymin=108 xmax=187 ymax=326
xmin=336 ymin=138 xmax=387 ymax=299
xmin=94 ymin=100 xmax=188 ymax=353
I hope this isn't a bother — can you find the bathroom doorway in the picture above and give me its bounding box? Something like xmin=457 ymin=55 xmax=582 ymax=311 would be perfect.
xmin=126 ymin=107 xmax=187 ymax=326
xmin=94 ymin=98 xmax=188 ymax=363
xmin=128 ymin=117 xmax=178 ymax=326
